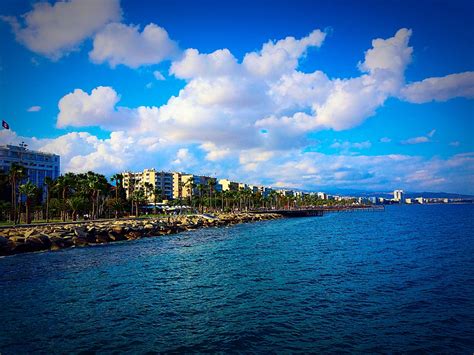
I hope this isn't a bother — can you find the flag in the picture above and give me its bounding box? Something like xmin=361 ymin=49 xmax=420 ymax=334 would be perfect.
xmin=2 ymin=120 xmax=9 ymax=130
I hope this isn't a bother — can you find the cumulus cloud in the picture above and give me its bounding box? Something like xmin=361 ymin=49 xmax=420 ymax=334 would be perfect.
xmin=56 ymin=86 xmax=135 ymax=130
xmin=400 ymin=71 xmax=474 ymax=103
xmin=170 ymin=48 xmax=240 ymax=79
xmin=359 ymin=28 xmax=413 ymax=76
xmin=200 ymin=142 xmax=232 ymax=161
xmin=243 ymin=29 xmax=326 ymax=79
xmin=1 ymin=0 xmax=122 ymax=59
xmin=27 ymin=105 xmax=41 ymax=112
xmin=89 ymin=22 xmax=179 ymax=68
xmin=2 ymin=127 xmax=473 ymax=193
xmin=7 ymin=27 xmax=472 ymax=192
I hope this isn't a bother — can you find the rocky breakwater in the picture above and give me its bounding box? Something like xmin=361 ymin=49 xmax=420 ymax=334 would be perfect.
xmin=0 ymin=212 xmax=281 ymax=256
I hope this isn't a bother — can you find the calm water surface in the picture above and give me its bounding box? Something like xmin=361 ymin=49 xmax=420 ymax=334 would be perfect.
xmin=1 ymin=204 xmax=473 ymax=353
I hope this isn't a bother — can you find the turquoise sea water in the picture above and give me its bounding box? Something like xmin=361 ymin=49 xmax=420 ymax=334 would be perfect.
xmin=1 ymin=204 xmax=473 ymax=353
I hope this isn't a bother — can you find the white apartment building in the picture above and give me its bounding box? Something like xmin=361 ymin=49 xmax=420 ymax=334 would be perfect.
xmin=393 ymin=189 xmax=404 ymax=202
xmin=122 ymin=169 xmax=173 ymax=201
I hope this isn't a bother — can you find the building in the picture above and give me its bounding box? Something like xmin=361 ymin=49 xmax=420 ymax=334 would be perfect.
xmin=393 ymin=189 xmax=404 ymax=202
xmin=172 ymin=173 xmax=215 ymax=199
xmin=317 ymin=192 xmax=328 ymax=200
xmin=216 ymin=178 xmax=238 ymax=192
xmin=416 ymin=197 xmax=425 ymax=204
xmin=0 ymin=144 xmax=60 ymax=198
xmin=122 ymin=169 xmax=173 ymax=202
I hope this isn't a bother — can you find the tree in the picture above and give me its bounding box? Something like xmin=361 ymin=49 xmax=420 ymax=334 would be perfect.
xmin=143 ymin=182 xmax=153 ymax=203
xmin=44 ymin=176 xmax=55 ymax=222
xmin=153 ymin=186 xmax=162 ymax=214
xmin=55 ymin=172 xmax=75 ymax=221
xmin=207 ymin=178 xmax=216 ymax=211
xmin=110 ymin=173 xmax=123 ymax=200
xmin=19 ymin=181 xmax=38 ymax=224
xmin=67 ymin=196 xmax=87 ymax=221
xmin=130 ymin=188 xmax=146 ymax=217
xmin=9 ymin=163 xmax=26 ymax=223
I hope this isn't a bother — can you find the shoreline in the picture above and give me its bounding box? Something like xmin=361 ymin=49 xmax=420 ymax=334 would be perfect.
xmin=0 ymin=213 xmax=282 ymax=257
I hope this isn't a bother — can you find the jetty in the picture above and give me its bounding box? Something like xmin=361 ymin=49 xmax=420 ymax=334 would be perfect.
xmin=250 ymin=205 xmax=385 ymax=217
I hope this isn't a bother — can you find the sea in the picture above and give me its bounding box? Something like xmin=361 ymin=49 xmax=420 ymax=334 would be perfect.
xmin=1 ymin=204 xmax=473 ymax=353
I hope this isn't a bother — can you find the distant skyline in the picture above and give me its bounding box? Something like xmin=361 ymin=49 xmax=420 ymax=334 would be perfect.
xmin=0 ymin=0 xmax=473 ymax=194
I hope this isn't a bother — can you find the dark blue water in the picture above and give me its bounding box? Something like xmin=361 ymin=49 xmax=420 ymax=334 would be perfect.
xmin=1 ymin=204 xmax=473 ymax=353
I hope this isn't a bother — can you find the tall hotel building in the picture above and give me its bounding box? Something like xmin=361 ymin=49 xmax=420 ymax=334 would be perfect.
xmin=0 ymin=144 xmax=60 ymax=193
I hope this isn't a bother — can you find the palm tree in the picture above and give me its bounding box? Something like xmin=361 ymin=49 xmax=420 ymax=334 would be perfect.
xmin=143 ymin=182 xmax=153 ymax=203
xmin=177 ymin=179 xmax=185 ymax=214
xmin=153 ymin=186 xmax=162 ymax=214
xmin=8 ymin=163 xmax=26 ymax=223
xmin=19 ymin=181 xmax=38 ymax=224
xmin=44 ymin=176 xmax=54 ymax=222
xmin=131 ymin=188 xmax=145 ymax=217
xmin=67 ymin=196 xmax=87 ymax=221
xmin=197 ymin=183 xmax=205 ymax=213
xmin=110 ymin=173 xmax=123 ymax=200
xmin=184 ymin=179 xmax=196 ymax=212
xmin=207 ymin=178 xmax=216 ymax=211
xmin=55 ymin=172 xmax=75 ymax=221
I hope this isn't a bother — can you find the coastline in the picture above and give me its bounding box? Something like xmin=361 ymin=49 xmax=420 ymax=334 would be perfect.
xmin=0 ymin=212 xmax=282 ymax=257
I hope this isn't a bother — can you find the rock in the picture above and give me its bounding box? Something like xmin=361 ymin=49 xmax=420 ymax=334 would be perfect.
xmin=108 ymin=231 xmax=126 ymax=242
xmin=112 ymin=226 xmax=123 ymax=234
xmin=9 ymin=236 xmax=26 ymax=244
xmin=96 ymin=233 xmax=110 ymax=244
xmin=73 ymin=227 xmax=87 ymax=239
xmin=24 ymin=229 xmax=36 ymax=238
xmin=72 ymin=236 xmax=88 ymax=247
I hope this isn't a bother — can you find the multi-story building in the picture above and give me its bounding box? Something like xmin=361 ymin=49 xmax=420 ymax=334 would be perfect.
xmin=172 ymin=173 xmax=215 ymax=199
xmin=393 ymin=189 xmax=404 ymax=202
xmin=216 ymin=179 xmax=238 ymax=192
xmin=0 ymin=144 xmax=60 ymax=198
xmin=122 ymin=169 xmax=173 ymax=202
xmin=317 ymin=192 xmax=328 ymax=200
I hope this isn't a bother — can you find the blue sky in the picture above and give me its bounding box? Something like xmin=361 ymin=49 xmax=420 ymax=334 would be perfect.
xmin=0 ymin=0 xmax=473 ymax=193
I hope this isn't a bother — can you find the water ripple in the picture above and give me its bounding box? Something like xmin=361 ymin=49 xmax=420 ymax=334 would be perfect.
xmin=0 ymin=204 xmax=473 ymax=353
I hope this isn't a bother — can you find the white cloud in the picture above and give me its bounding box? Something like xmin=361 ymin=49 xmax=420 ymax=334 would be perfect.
xmin=2 ymin=128 xmax=473 ymax=193
xmin=400 ymin=71 xmax=474 ymax=103
xmin=1 ymin=0 xmax=122 ymax=59
xmin=27 ymin=105 xmax=41 ymax=112
xmin=449 ymin=141 xmax=460 ymax=147
xmin=7 ymin=27 xmax=471 ymax=193
xmin=89 ymin=22 xmax=179 ymax=68
xmin=359 ymin=28 xmax=413 ymax=76
xmin=170 ymin=48 xmax=240 ymax=79
xmin=200 ymin=142 xmax=232 ymax=161
xmin=380 ymin=137 xmax=391 ymax=143
xmin=330 ymin=140 xmax=372 ymax=150
xmin=153 ymin=71 xmax=165 ymax=80
xmin=56 ymin=86 xmax=135 ymax=130
xmin=172 ymin=148 xmax=197 ymax=169
xmin=401 ymin=129 xmax=436 ymax=145
xmin=242 ymin=29 xmax=326 ymax=79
